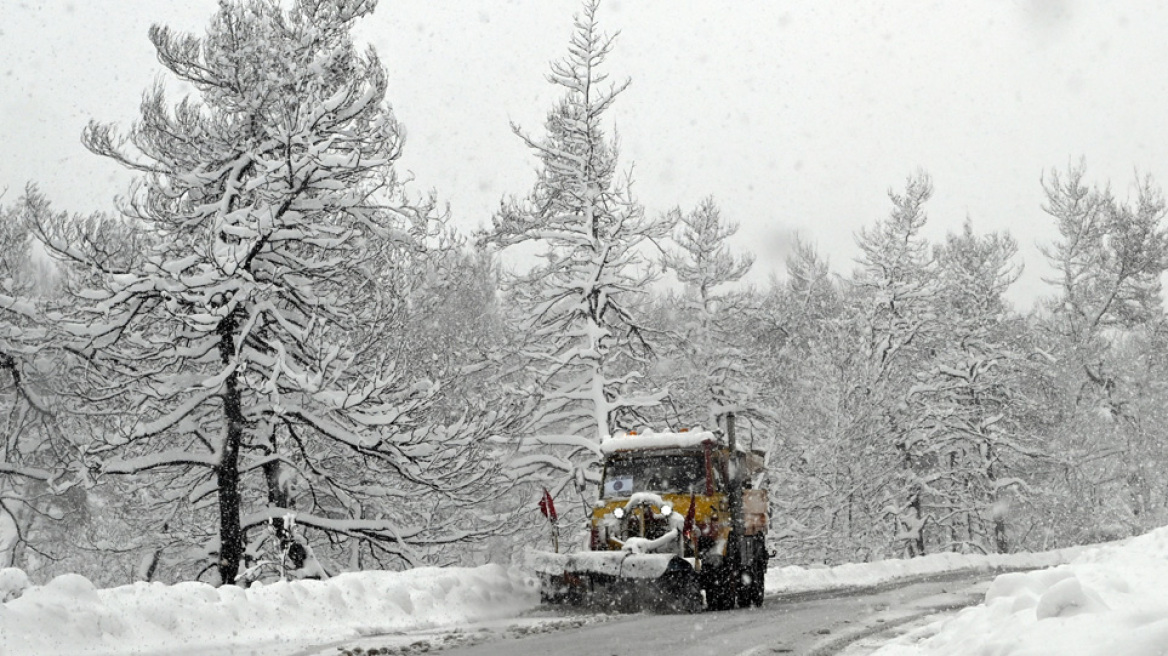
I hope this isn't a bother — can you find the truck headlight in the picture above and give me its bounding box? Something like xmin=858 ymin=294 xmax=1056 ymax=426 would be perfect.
xmin=613 ymin=507 xmax=625 ymax=519
xmin=660 ymin=505 xmax=672 ymax=517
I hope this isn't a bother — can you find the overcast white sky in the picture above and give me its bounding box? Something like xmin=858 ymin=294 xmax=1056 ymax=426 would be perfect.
xmin=3 ymin=0 xmax=1167 ymax=307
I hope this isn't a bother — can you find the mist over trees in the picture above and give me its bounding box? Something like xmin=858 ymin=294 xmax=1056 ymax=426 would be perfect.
xmin=3 ymin=0 xmax=1167 ymax=585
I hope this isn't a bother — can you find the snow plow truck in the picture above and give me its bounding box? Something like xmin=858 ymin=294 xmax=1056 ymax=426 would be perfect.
xmin=531 ymin=417 xmax=768 ymax=612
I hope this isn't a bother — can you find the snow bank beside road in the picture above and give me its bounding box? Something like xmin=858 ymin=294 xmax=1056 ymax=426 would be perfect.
xmin=870 ymin=527 xmax=1168 ymax=655
xmin=0 ymin=564 xmax=539 ymax=656
xmin=766 ymin=546 xmax=1083 ymax=596
xmin=0 ymin=543 xmax=1091 ymax=656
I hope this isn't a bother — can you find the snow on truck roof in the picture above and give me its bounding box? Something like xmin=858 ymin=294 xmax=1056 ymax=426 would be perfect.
xmin=599 ymin=430 xmax=718 ymax=454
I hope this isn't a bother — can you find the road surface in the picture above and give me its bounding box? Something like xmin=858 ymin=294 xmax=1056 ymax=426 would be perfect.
xmin=302 ymin=571 xmax=994 ymax=656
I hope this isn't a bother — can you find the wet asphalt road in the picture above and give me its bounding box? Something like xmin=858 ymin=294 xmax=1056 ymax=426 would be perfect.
xmin=313 ymin=571 xmax=993 ymax=656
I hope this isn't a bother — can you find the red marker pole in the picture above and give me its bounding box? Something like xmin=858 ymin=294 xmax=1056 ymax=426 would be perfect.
xmin=539 ymin=488 xmax=560 ymax=553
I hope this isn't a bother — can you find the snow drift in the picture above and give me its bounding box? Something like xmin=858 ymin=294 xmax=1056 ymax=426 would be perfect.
xmin=0 ymin=564 xmax=539 ymax=656
xmin=872 ymin=525 xmax=1168 ymax=655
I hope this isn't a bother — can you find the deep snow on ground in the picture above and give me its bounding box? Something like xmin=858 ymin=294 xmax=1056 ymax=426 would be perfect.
xmin=0 ymin=565 xmax=540 ymax=656
xmin=870 ymin=526 xmax=1168 ymax=656
xmin=0 ymin=544 xmax=1084 ymax=656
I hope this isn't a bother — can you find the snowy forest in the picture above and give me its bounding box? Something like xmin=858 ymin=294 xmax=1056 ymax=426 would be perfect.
xmin=3 ymin=0 xmax=1168 ymax=588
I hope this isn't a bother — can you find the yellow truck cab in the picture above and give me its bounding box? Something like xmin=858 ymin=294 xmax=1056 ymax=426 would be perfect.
xmin=532 ymin=427 xmax=769 ymax=611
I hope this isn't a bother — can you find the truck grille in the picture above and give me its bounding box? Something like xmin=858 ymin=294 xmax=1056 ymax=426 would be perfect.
xmin=615 ymin=509 xmax=672 ymax=542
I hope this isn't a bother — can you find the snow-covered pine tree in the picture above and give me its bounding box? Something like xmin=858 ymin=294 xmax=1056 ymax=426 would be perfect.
xmin=659 ymin=197 xmax=756 ymax=429
xmin=782 ymin=238 xmax=839 ymax=347
xmin=752 ymin=240 xmax=867 ymax=564
xmin=31 ymin=0 xmax=510 ymax=584
xmin=906 ymin=220 xmax=1040 ymax=553
xmin=483 ymin=0 xmax=671 ymax=505
xmin=848 ymin=172 xmax=939 ymax=557
xmin=1040 ymin=163 xmax=1168 ymax=342
xmin=1034 ymin=163 xmax=1168 ymax=545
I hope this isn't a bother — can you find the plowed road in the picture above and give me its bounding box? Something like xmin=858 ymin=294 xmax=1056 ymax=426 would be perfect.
xmin=293 ymin=570 xmax=998 ymax=656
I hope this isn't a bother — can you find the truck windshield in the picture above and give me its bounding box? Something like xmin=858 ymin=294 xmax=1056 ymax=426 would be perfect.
xmin=601 ymin=453 xmax=706 ymax=497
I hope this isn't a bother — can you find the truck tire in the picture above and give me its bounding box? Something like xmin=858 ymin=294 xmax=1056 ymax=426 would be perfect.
xmin=704 ymin=558 xmax=740 ymax=611
xmin=752 ymin=559 xmax=766 ymax=606
xmin=737 ymin=558 xmax=765 ymax=607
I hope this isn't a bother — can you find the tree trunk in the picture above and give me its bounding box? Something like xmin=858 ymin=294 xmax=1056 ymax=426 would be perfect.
xmin=987 ymin=448 xmax=1009 ymax=553
xmin=216 ymin=315 xmax=246 ymax=585
xmin=909 ymin=490 xmax=926 ymax=556
xmin=994 ymin=513 xmax=1009 ymax=553
xmin=262 ymin=438 xmax=299 ymax=568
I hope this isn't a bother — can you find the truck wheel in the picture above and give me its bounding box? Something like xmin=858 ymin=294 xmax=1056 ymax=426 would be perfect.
xmin=752 ymin=561 xmax=766 ymax=606
xmin=705 ymin=562 xmax=739 ymax=611
xmin=738 ymin=559 xmax=765 ymax=607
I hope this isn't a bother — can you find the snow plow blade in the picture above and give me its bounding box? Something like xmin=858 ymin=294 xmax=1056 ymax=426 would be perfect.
xmin=530 ymin=550 xmax=702 ymax=613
